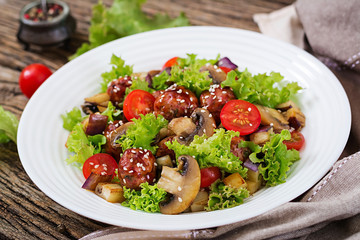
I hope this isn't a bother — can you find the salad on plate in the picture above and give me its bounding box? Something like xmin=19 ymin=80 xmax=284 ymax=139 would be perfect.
xmin=62 ymin=54 xmax=305 ymax=215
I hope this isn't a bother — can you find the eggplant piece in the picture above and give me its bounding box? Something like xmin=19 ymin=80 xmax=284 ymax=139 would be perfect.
xmin=82 ymin=172 xmax=112 ymax=191
xmin=255 ymin=104 xmax=289 ymax=131
xmin=83 ymin=92 xmax=110 ymax=114
xmin=223 ymin=173 xmax=247 ymax=189
xmin=276 ymin=101 xmax=306 ymax=130
xmin=190 ymin=190 xmax=209 ymax=212
xmin=85 ymin=114 xmax=108 ymax=135
xmin=95 ymin=183 xmax=125 ymax=203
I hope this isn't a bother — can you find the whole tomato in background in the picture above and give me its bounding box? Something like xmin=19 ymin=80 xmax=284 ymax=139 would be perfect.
xmin=19 ymin=63 xmax=52 ymax=98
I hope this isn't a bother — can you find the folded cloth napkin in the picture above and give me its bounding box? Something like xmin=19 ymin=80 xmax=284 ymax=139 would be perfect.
xmin=80 ymin=2 xmax=360 ymax=239
xmin=254 ymin=0 xmax=360 ymax=72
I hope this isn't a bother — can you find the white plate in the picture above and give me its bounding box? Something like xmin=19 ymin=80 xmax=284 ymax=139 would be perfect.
xmin=17 ymin=26 xmax=351 ymax=230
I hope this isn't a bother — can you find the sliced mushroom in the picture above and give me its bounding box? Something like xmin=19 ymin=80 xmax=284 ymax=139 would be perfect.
xmin=108 ymin=122 xmax=134 ymax=150
xmin=157 ymin=155 xmax=201 ymax=215
xmin=200 ymin=64 xmax=227 ymax=84
xmin=255 ymin=104 xmax=289 ymax=131
xmin=176 ymin=108 xmax=216 ymax=145
xmin=168 ymin=117 xmax=196 ymax=137
xmin=83 ymin=92 xmax=111 ymax=114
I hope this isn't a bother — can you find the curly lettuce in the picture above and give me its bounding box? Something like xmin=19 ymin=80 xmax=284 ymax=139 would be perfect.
xmin=100 ymin=54 xmax=133 ymax=92
xmin=151 ymin=54 xmax=219 ymax=95
xmin=122 ymin=182 xmax=167 ymax=213
xmin=0 ymin=106 xmax=19 ymax=144
xmin=61 ymin=107 xmax=84 ymax=131
xmin=221 ymin=69 xmax=302 ymax=108
xmin=70 ymin=0 xmax=189 ymax=59
xmin=65 ymin=124 xmax=106 ymax=167
xmin=166 ymin=128 xmax=247 ymax=177
xmin=117 ymin=113 xmax=168 ymax=154
xmin=241 ymin=130 xmax=300 ymax=186
xmin=205 ymin=180 xmax=249 ymax=211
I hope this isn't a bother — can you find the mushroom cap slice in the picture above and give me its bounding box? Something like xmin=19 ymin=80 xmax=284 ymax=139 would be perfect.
xmin=109 ymin=122 xmax=134 ymax=150
xmin=157 ymin=155 xmax=201 ymax=215
xmin=177 ymin=108 xmax=216 ymax=145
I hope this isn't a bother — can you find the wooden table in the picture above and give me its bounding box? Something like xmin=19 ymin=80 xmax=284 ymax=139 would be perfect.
xmin=0 ymin=0 xmax=295 ymax=239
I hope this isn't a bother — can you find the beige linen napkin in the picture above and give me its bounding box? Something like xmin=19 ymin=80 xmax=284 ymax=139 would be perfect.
xmin=81 ymin=2 xmax=360 ymax=239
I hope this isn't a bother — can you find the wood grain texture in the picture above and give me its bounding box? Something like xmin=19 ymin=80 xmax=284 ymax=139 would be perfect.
xmin=0 ymin=0 xmax=294 ymax=239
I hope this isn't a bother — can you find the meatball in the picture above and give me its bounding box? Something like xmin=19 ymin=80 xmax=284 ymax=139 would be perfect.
xmin=103 ymin=120 xmax=124 ymax=161
xmin=230 ymin=136 xmax=251 ymax=162
xmin=118 ymin=148 xmax=156 ymax=189
xmin=199 ymin=85 xmax=236 ymax=124
xmin=106 ymin=76 xmax=132 ymax=106
xmin=154 ymin=85 xmax=198 ymax=120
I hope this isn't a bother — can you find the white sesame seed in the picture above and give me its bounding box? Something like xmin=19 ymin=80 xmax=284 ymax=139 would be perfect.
xmin=178 ymin=197 xmax=183 ymax=202
xmin=89 ymin=162 xmax=94 ymax=165
xmin=94 ymin=165 xmax=99 ymax=169
xmin=248 ymin=107 xmax=252 ymax=111
xmin=129 ymin=170 xmax=134 ymax=173
xmin=123 ymin=179 xmax=127 ymax=183
xmin=130 ymin=158 xmax=133 ymax=162
xmin=178 ymin=186 xmax=182 ymax=191
xmin=123 ymin=167 xmax=127 ymax=171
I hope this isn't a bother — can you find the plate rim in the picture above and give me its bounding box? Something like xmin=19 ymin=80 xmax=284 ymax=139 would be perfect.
xmin=17 ymin=26 xmax=352 ymax=230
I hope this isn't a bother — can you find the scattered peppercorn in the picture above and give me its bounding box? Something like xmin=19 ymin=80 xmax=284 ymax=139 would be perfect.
xmin=24 ymin=3 xmax=63 ymax=21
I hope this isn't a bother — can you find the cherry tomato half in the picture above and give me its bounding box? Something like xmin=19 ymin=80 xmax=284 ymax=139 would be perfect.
xmin=283 ymin=131 xmax=305 ymax=151
xmin=219 ymin=66 xmax=232 ymax=74
xmin=123 ymin=89 xmax=155 ymax=121
xmin=220 ymin=100 xmax=261 ymax=135
xmin=200 ymin=167 xmax=221 ymax=188
xmin=83 ymin=153 xmax=118 ymax=179
xmin=19 ymin=63 xmax=52 ymax=98
xmin=162 ymin=56 xmax=179 ymax=70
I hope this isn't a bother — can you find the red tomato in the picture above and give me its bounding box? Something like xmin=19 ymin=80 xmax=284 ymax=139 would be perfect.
xmin=219 ymin=66 xmax=232 ymax=74
xmin=19 ymin=63 xmax=52 ymax=98
xmin=283 ymin=131 xmax=305 ymax=151
xmin=162 ymin=57 xmax=179 ymax=70
xmin=220 ymin=100 xmax=261 ymax=135
xmin=82 ymin=153 xmax=118 ymax=179
xmin=123 ymin=89 xmax=155 ymax=121
xmin=200 ymin=167 xmax=221 ymax=188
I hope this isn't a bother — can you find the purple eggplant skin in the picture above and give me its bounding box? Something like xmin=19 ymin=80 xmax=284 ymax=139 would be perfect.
xmin=82 ymin=172 xmax=112 ymax=191
xmin=216 ymin=57 xmax=238 ymax=70
xmin=85 ymin=114 xmax=108 ymax=136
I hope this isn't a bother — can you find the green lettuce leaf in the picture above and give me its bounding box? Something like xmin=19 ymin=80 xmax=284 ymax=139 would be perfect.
xmin=151 ymin=70 xmax=170 ymax=91
xmin=70 ymin=0 xmax=189 ymax=59
xmin=117 ymin=113 xmax=168 ymax=153
xmin=221 ymin=69 xmax=302 ymax=108
xmin=65 ymin=124 xmax=106 ymax=167
xmin=101 ymin=101 xmax=122 ymax=122
xmin=61 ymin=107 xmax=84 ymax=131
xmin=100 ymin=54 xmax=133 ymax=93
xmin=241 ymin=130 xmax=300 ymax=186
xmin=122 ymin=182 xmax=167 ymax=213
xmin=0 ymin=106 xmax=19 ymax=144
xmin=205 ymin=180 xmax=249 ymax=211
xmin=169 ymin=54 xmax=219 ymax=96
xmin=166 ymin=128 xmax=247 ymax=176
